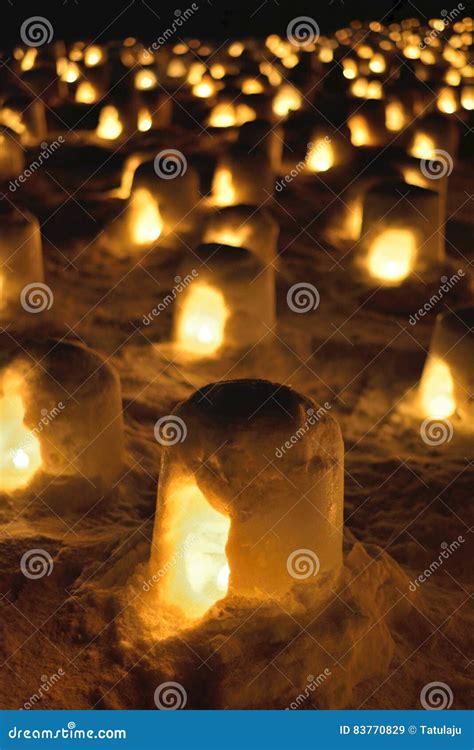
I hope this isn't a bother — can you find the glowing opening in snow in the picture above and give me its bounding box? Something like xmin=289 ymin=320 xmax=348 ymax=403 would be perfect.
xmin=97 ymin=106 xmax=123 ymax=140
xmin=367 ymin=229 xmax=416 ymax=284
xmin=0 ymin=374 xmax=41 ymax=491
xmin=135 ymin=69 xmax=157 ymax=90
xmin=129 ymin=188 xmax=163 ymax=246
xmin=159 ymin=480 xmax=231 ymax=621
xmin=61 ymin=62 xmax=80 ymax=83
xmin=385 ymin=101 xmax=406 ymax=131
xmin=21 ymin=49 xmax=37 ymax=71
xmin=420 ymin=359 xmax=456 ymax=418
xmin=461 ymin=86 xmax=474 ymax=110
xmin=84 ymin=45 xmax=103 ymax=67
xmin=348 ymin=115 xmax=371 ymax=146
xmin=177 ymin=285 xmax=228 ymax=355
xmin=203 ymin=227 xmax=247 ymax=249
xmin=193 ymin=79 xmax=215 ymax=98
xmin=272 ymin=85 xmax=302 ymax=116
xmin=212 ymin=168 xmax=236 ymax=207
xmin=242 ymin=78 xmax=264 ymax=94
xmin=75 ymin=81 xmax=98 ymax=104
xmin=0 ymin=108 xmax=26 ymax=135
xmin=137 ymin=107 xmax=152 ymax=131
xmin=228 ymin=41 xmax=244 ymax=57
xmin=409 ymin=132 xmax=436 ymax=160
xmin=307 ymin=139 xmax=334 ymax=173
xmin=437 ymin=87 xmax=457 ymax=114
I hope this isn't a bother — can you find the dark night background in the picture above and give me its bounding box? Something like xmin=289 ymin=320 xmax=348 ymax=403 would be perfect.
xmin=1 ymin=0 xmax=457 ymax=46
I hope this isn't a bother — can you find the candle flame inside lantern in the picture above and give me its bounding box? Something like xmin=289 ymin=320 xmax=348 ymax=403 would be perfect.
xmin=367 ymin=229 xmax=416 ymax=284
xmin=20 ymin=49 xmax=37 ymax=71
xmin=130 ymin=188 xmax=163 ymax=246
xmin=409 ymin=132 xmax=436 ymax=160
xmin=177 ymin=285 xmax=228 ymax=355
xmin=307 ymin=139 xmax=334 ymax=173
xmin=385 ymin=100 xmax=406 ymax=131
xmin=97 ymin=106 xmax=123 ymax=140
xmin=0 ymin=108 xmax=26 ymax=135
xmin=461 ymin=86 xmax=474 ymax=111
xmin=272 ymin=85 xmax=302 ymax=116
xmin=212 ymin=168 xmax=236 ymax=207
xmin=135 ymin=69 xmax=157 ymax=90
xmin=137 ymin=107 xmax=152 ymax=131
xmin=84 ymin=45 xmax=103 ymax=67
xmin=348 ymin=115 xmax=371 ymax=146
xmin=420 ymin=358 xmax=456 ymax=418
xmin=75 ymin=81 xmax=98 ymax=104
xmin=159 ymin=480 xmax=231 ymax=620
xmin=0 ymin=375 xmax=41 ymax=491
xmin=61 ymin=62 xmax=80 ymax=83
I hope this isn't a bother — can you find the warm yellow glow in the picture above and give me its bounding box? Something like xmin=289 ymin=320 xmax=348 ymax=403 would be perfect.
xmin=409 ymin=132 xmax=436 ymax=160
xmin=20 ymin=48 xmax=37 ymax=71
xmin=75 ymin=81 xmax=98 ymax=104
xmin=212 ymin=168 xmax=236 ymax=207
xmin=193 ymin=79 xmax=215 ymax=98
xmin=84 ymin=45 xmax=103 ymax=67
xmin=367 ymin=229 xmax=416 ymax=284
xmin=135 ymin=69 xmax=157 ymax=90
xmin=129 ymin=188 xmax=163 ymax=246
xmin=0 ymin=108 xmax=26 ymax=135
xmin=97 ymin=106 xmax=123 ymax=140
xmin=307 ymin=139 xmax=334 ymax=172
xmin=369 ymin=53 xmax=386 ymax=73
xmin=404 ymin=43 xmax=420 ymax=59
xmin=461 ymin=85 xmax=474 ymax=110
xmin=319 ymin=47 xmax=334 ymax=63
xmin=172 ymin=42 xmax=188 ymax=55
xmin=348 ymin=115 xmax=371 ymax=146
xmin=437 ymin=87 xmax=458 ymax=113
xmin=282 ymin=53 xmax=299 ymax=68
xmin=209 ymin=103 xmax=236 ymax=128
xmin=61 ymin=62 xmax=80 ymax=83
xmin=137 ymin=107 xmax=152 ymax=131
xmin=167 ymin=58 xmax=186 ymax=78
xmin=357 ymin=44 xmax=373 ymax=59
xmin=241 ymin=77 xmax=264 ymax=94
xmin=158 ymin=480 xmax=231 ymax=621
xmin=351 ymin=77 xmax=368 ymax=97
xmin=117 ymin=156 xmax=142 ymax=199
xmin=420 ymin=49 xmax=437 ymax=65
xmin=187 ymin=62 xmax=206 ymax=84
xmin=420 ymin=359 xmax=456 ymax=418
xmin=445 ymin=68 xmax=461 ymax=86
xmin=203 ymin=226 xmax=248 ymax=249
xmin=177 ymin=285 xmax=228 ymax=355
xmin=210 ymin=63 xmax=226 ymax=79
xmin=0 ymin=375 xmax=41 ymax=491
xmin=385 ymin=100 xmax=406 ymax=131
xmin=343 ymin=59 xmax=358 ymax=79
xmin=235 ymin=103 xmax=256 ymax=124
xmin=228 ymin=41 xmax=244 ymax=57
xmin=272 ymin=85 xmax=302 ymax=116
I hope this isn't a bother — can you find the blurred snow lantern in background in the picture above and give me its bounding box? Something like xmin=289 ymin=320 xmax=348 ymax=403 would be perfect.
xmin=211 ymin=147 xmax=273 ymax=207
xmin=96 ymin=104 xmax=124 ymax=140
xmin=173 ymin=244 xmax=275 ymax=356
xmin=437 ymin=86 xmax=459 ymax=114
xmin=0 ymin=126 xmax=25 ymax=181
xmin=0 ymin=204 xmax=44 ymax=319
xmin=347 ymin=101 xmax=388 ymax=147
xmin=148 ymin=380 xmax=343 ymax=629
xmin=385 ymin=97 xmax=410 ymax=132
xmin=236 ymin=118 xmax=283 ymax=172
xmin=461 ymin=85 xmax=474 ymax=110
xmin=0 ymin=96 xmax=47 ymax=144
xmin=305 ymin=127 xmax=352 ymax=176
xmin=203 ymin=205 xmax=279 ymax=267
xmin=272 ymin=83 xmax=302 ymax=117
xmin=0 ymin=338 xmax=124 ymax=507
xmin=418 ymin=307 xmax=473 ymax=425
xmin=357 ymin=180 xmax=444 ymax=285
xmin=408 ymin=114 xmax=460 ymax=161
xmin=75 ymin=80 xmax=99 ymax=104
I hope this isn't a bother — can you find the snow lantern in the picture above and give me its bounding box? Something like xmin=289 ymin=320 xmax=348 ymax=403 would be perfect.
xmin=211 ymin=147 xmax=274 ymax=207
xmin=202 ymin=205 xmax=279 ymax=266
xmin=149 ymin=380 xmax=344 ymax=626
xmin=0 ymin=204 xmax=44 ymax=318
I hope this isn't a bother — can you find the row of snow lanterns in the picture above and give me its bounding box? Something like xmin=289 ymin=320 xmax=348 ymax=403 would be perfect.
xmin=0 ymin=23 xmax=472 ymax=629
